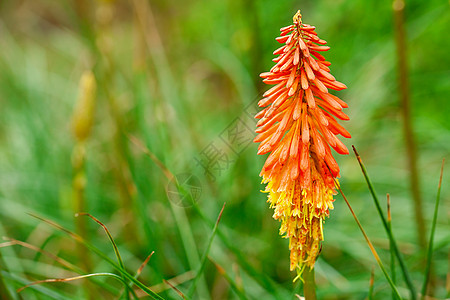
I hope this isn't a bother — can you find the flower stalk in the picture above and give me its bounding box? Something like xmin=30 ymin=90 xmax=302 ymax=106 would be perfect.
xmin=72 ymin=70 xmax=97 ymax=266
xmin=71 ymin=70 xmax=97 ymax=298
xmin=303 ymin=267 xmax=317 ymax=300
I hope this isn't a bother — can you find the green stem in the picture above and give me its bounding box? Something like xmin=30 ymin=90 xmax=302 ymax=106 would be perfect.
xmin=304 ymin=267 xmax=316 ymax=300
xmin=334 ymin=177 xmax=402 ymax=300
xmin=420 ymin=159 xmax=445 ymax=299
xmin=353 ymin=146 xmax=416 ymax=300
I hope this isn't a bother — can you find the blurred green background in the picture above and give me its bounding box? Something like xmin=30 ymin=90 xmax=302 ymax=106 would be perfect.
xmin=0 ymin=0 xmax=449 ymax=299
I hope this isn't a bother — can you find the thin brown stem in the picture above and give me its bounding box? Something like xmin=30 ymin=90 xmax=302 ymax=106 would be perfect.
xmin=393 ymin=0 xmax=426 ymax=250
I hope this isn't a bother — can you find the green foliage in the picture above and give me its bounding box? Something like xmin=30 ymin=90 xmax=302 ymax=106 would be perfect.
xmin=0 ymin=0 xmax=448 ymax=299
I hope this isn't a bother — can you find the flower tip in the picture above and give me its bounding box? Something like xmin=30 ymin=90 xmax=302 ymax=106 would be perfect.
xmin=257 ymin=145 xmax=271 ymax=155
xmin=334 ymin=81 xmax=348 ymax=90
xmin=293 ymin=10 xmax=302 ymax=24
xmin=335 ymin=143 xmax=350 ymax=155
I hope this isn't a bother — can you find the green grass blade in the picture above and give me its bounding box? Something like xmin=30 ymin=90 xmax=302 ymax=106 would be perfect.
xmin=168 ymin=203 xmax=210 ymax=299
xmin=28 ymin=213 xmax=165 ymax=300
xmin=420 ymin=159 xmax=445 ymax=299
xmin=209 ymin=257 xmax=248 ymax=300
xmin=75 ymin=213 xmax=130 ymax=299
xmin=76 ymin=213 xmax=125 ymax=271
xmin=0 ymin=238 xmax=120 ymax=295
xmin=334 ymin=177 xmax=402 ymax=299
xmin=191 ymin=202 xmax=287 ymax=299
xmin=163 ymin=279 xmax=187 ymax=300
xmin=352 ymin=146 xmax=416 ymax=300
xmin=128 ymin=134 xmax=210 ymax=299
xmin=368 ymin=266 xmax=375 ymax=300
xmin=387 ymin=194 xmax=397 ymax=300
xmin=17 ymin=272 xmax=137 ymax=299
xmin=0 ymin=255 xmax=16 ymax=300
xmin=187 ymin=203 xmax=226 ymax=297
xmin=117 ymin=251 xmax=155 ymax=299
xmin=1 ymin=271 xmax=70 ymax=300
xmin=129 ymin=133 xmax=287 ymax=299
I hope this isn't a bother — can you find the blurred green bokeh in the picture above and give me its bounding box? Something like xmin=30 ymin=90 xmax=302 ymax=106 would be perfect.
xmin=0 ymin=0 xmax=449 ymax=299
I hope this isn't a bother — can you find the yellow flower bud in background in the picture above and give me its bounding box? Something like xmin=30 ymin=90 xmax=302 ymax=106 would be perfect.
xmin=72 ymin=71 xmax=97 ymax=142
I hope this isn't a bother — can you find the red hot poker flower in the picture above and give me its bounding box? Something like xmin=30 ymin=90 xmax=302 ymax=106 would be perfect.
xmin=254 ymin=10 xmax=351 ymax=277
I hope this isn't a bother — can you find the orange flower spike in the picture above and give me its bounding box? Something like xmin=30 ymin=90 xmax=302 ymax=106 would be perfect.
xmin=254 ymin=10 xmax=351 ymax=278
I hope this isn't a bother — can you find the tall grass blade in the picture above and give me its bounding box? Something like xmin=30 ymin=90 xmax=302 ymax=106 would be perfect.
xmin=387 ymin=194 xmax=397 ymax=300
xmin=118 ymin=251 xmax=155 ymax=299
xmin=420 ymin=159 xmax=445 ymax=299
xmin=76 ymin=213 xmax=130 ymax=299
xmin=163 ymin=279 xmax=187 ymax=300
xmin=352 ymin=145 xmax=416 ymax=300
xmin=76 ymin=213 xmax=125 ymax=271
xmin=209 ymin=257 xmax=248 ymax=300
xmin=149 ymin=272 xmax=195 ymax=295
xmin=189 ymin=199 xmax=287 ymax=297
xmin=136 ymin=251 xmax=155 ymax=278
xmin=333 ymin=176 xmax=402 ymax=299
xmin=128 ymin=134 xmax=208 ymax=299
xmin=194 ymin=204 xmax=287 ymax=298
xmin=368 ymin=266 xmax=375 ymax=300
xmin=129 ymin=134 xmax=287 ymax=298
xmin=187 ymin=203 xmax=226 ymax=297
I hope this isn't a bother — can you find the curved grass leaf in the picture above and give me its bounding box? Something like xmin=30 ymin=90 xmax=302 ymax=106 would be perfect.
xmin=1 ymin=270 xmax=70 ymax=300
xmin=28 ymin=213 xmax=165 ymax=300
xmin=0 ymin=238 xmax=120 ymax=295
xmin=17 ymin=272 xmax=137 ymax=299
